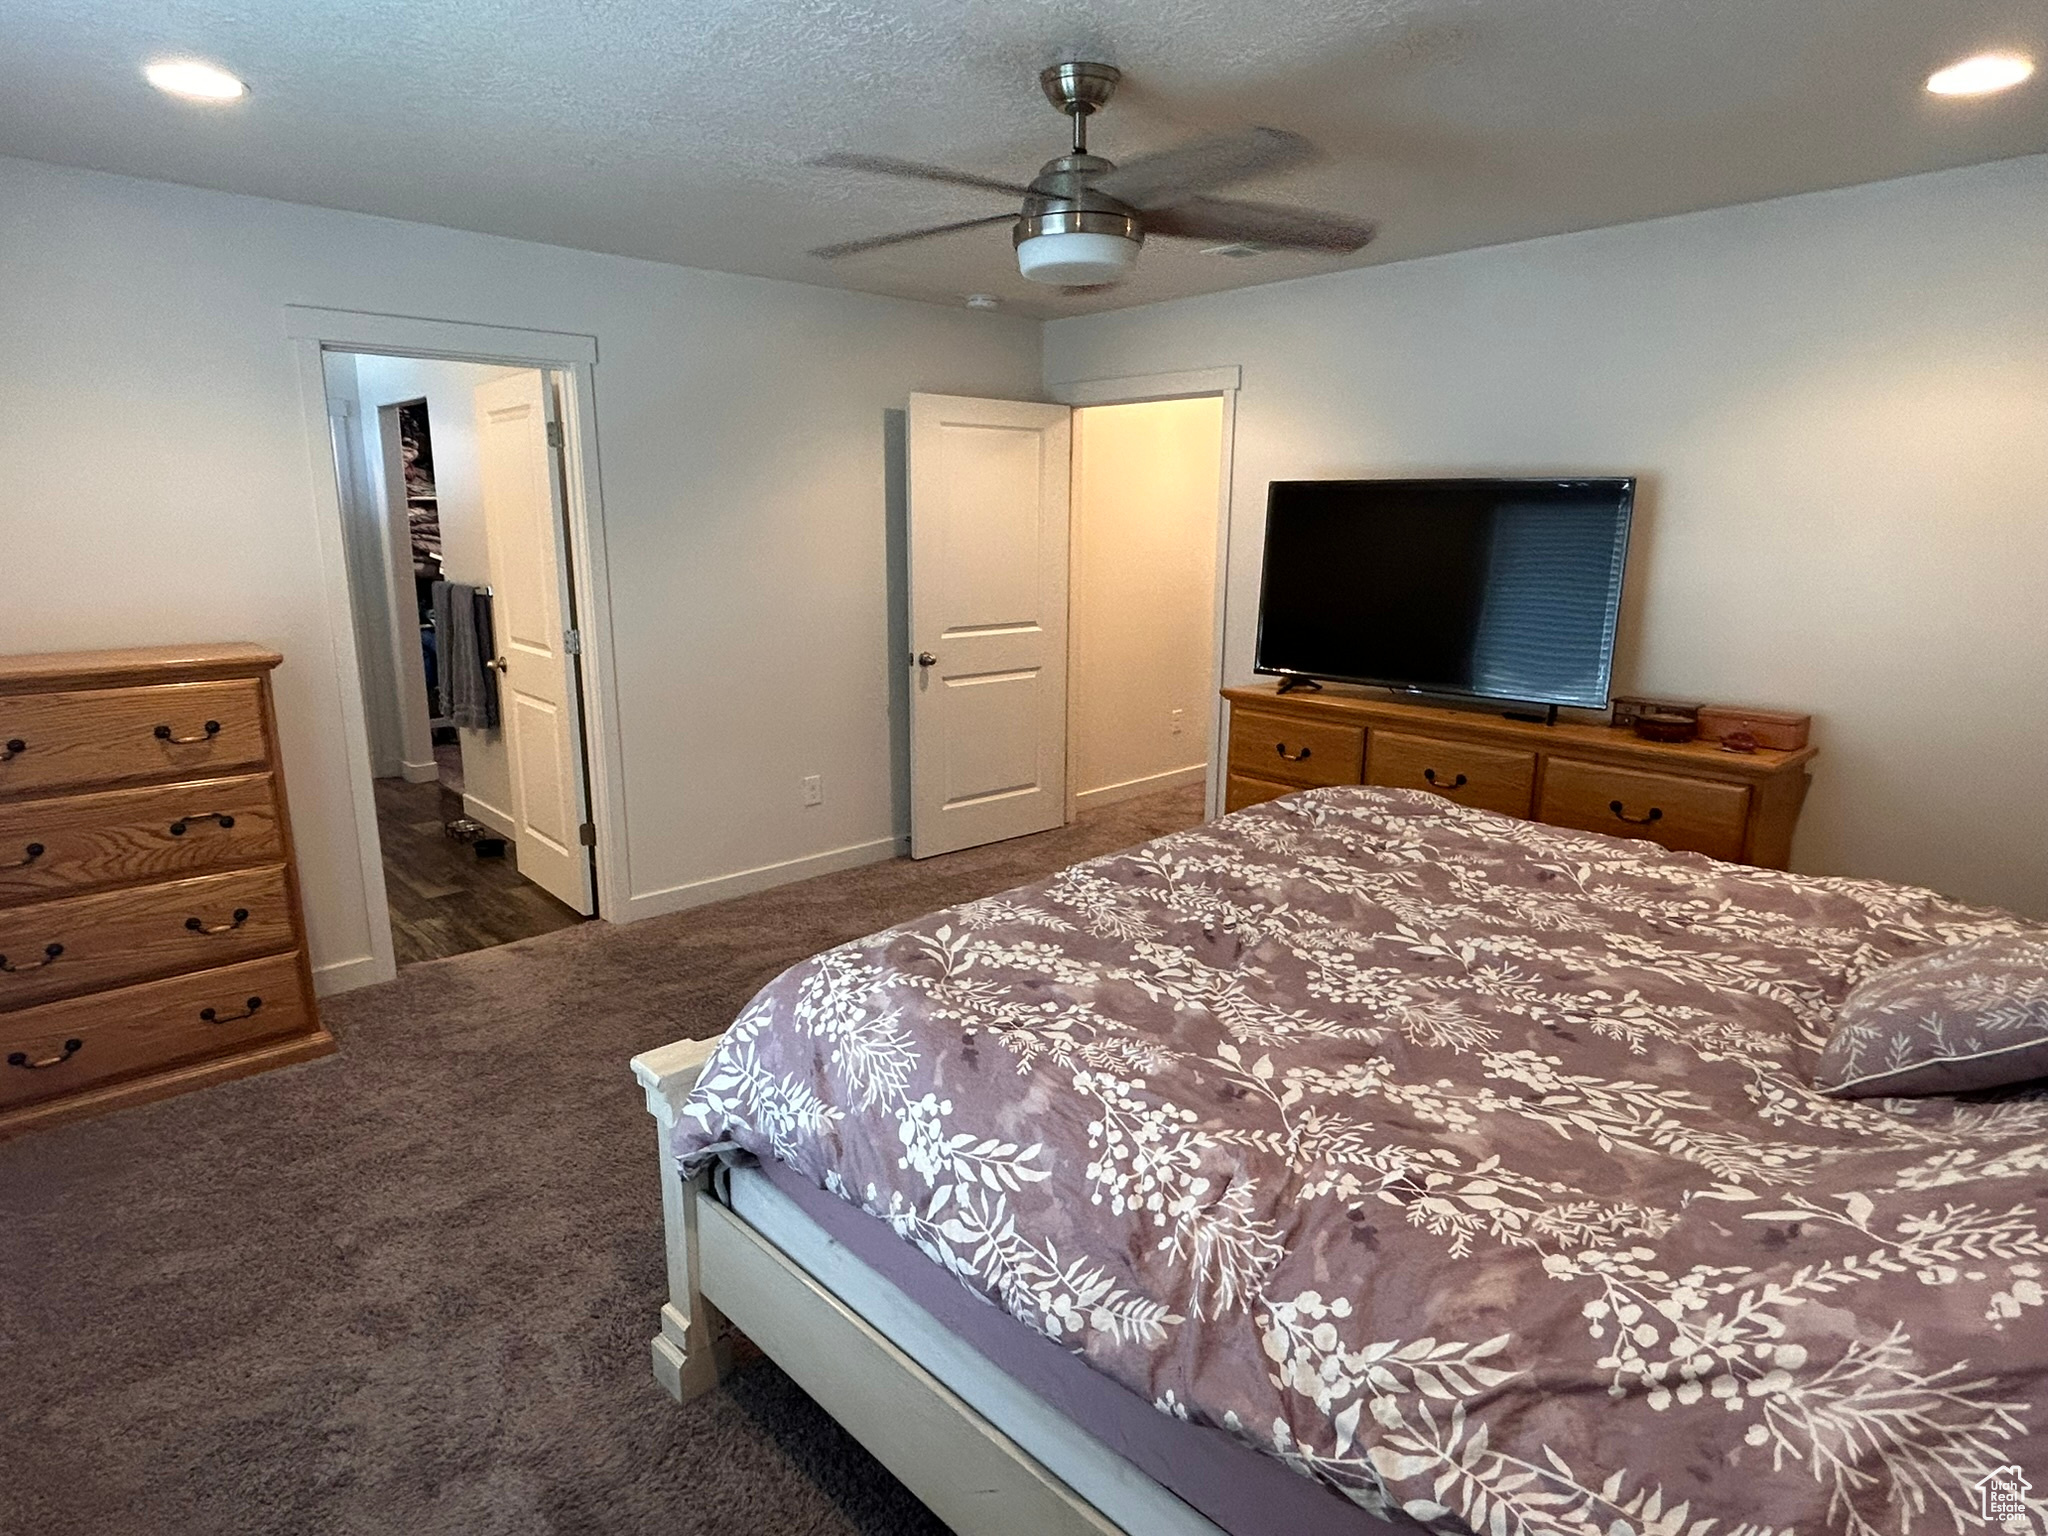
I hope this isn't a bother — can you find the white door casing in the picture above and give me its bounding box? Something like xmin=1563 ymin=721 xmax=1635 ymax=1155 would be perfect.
xmin=907 ymin=393 xmax=1073 ymax=859
xmin=473 ymin=372 xmax=596 ymax=915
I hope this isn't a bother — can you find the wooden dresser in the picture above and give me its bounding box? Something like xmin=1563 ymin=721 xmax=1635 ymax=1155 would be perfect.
xmin=1224 ymin=682 xmax=1816 ymax=867
xmin=0 ymin=645 xmax=333 ymax=1136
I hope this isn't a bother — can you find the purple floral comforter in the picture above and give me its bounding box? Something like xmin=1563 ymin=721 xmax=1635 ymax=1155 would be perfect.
xmin=676 ymin=786 xmax=2048 ymax=1535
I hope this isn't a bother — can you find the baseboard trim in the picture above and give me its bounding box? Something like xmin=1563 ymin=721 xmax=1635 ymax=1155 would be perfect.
xmin=462 ymin=794 xmax=516 ymax=839
xmin=399 ymin=758 xmax=439 ymax=784
xmin=622 ymin=834 xmax=908 ymax=923
xmin=1073 ymin=764 xmax=1206 ymax=811
xmin=313 ymin=952 xmax=392 ymax=995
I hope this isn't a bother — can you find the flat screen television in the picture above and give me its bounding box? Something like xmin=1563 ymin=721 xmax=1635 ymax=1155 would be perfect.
xmin=1254 ymin=477 xmax=1635 ymax=709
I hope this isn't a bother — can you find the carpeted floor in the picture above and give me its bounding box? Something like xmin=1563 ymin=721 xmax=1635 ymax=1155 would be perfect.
xmin=0 ymin=784 xmax=1205 ymax=1536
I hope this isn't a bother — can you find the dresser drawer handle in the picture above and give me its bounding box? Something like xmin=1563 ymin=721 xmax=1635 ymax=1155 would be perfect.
xmin=1275 ymin=743 xmax=1312 ymax=762
xmin=155 ymin=720 xmax=222 ymax=746
xmin=7 ymin=842 xmax=45 ymax=869
xmin=168 ymin=813 xmax=237 ymax=837
xmin=1423 ymin=769 xmax=1469 ymax=791
xmin=185 ymin=907 xmax=251 ymax=935
xmin=0 ymin=942 xmax=64 ymax=974
xmin=1609 ymin=800 xmax=1664 ymax=826
xmin=6 ymin=1038 xmax=82 ymax=1071
xmin=1 ymin=738 xmax=24 ymax=762
xmin=200 ymin=996 xmax=264 ymax=1024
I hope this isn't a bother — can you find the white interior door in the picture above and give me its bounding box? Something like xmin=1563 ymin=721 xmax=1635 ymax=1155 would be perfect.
xmin=473 ymin=372 xmax=595 ymax=915
xmin=908 ymin=392 xmax=1073 ymax=858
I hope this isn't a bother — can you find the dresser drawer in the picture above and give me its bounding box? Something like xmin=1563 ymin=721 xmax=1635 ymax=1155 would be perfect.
xmin=1366 ymin=730 xmax=1536 ymax=816
xmin=0 ymin=953 xmax=311 ymax=1113
xmin=0 ymin=773 xmax=283 ymax=905
xmin=0 ymin=864 xmax=295 ymax=1012
xmin=1538 ymin=758 xmax=1751 ymax=860
xmin=1228 ymin=709 xmax=1364 ymax=789
xmin=0 ymin=680 xmax=268 ymax=796
xmin=1224 ymin=773 xmax=1301 ymax=813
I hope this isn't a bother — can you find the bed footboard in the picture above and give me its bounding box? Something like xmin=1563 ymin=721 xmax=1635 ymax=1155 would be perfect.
xmin=630 ymin=1032 xmax=734 ymax=1402
xmin=628 ymin=1034 xmax=1209 ymax=1535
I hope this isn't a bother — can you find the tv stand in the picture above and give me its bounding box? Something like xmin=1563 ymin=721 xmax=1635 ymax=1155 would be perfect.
xmin=1221 ymin=681 xmax=1815 ymax=869
xmin=1501 ymin=704 xmax=1560 ymax=727
xmin=1273 ymin=673 xmax=1323 ymax=696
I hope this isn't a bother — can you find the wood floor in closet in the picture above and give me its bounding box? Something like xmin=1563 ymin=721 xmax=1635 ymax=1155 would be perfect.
xmin=374 ymin=774 xmax=585 ymax=966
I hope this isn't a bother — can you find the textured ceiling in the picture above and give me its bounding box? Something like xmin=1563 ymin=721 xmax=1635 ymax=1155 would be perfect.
xmin=2 ymin=0 xmax=2044 ymax=318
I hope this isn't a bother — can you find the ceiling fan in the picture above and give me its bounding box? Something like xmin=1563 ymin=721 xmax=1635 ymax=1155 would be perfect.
xmin=809 ymin=61 xmax=1377 ymax=291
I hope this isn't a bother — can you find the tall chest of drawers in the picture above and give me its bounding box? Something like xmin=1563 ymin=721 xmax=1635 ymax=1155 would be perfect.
xmin=0 ymin=644 xmax=334 ymax=1136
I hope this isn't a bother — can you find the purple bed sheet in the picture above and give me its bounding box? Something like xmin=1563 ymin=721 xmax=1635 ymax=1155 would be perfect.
xmin=751 ymin=1151 xmax=1402 ymax=1536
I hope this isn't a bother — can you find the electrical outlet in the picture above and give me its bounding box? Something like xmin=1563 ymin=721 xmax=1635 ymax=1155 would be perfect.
xmin=1170 ymin=707 xmax=1186 ymax=736
xmin=801 ymin=774 xmax=823 ymax=807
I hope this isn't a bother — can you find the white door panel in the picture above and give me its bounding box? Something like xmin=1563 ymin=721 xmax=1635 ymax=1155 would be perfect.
xmin=508 ymin=694 xmax=571 ymax=847
xmin=474 ymin=372 xmax=595 ymax=915
xmin=943 ymin=669 xmax=1043 ymax=805
xmin=908 ymin=393 xmax=1071 ymax=858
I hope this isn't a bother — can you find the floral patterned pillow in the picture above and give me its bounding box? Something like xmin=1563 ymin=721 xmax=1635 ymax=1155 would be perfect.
xmin=1815 ymin=932 xmax=2048 ymax=1097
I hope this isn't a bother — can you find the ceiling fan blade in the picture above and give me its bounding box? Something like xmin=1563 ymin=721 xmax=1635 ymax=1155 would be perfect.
xmin=810 ymin=153 xmax=1036 ymax=198
xmin=809 ymin=213 xmax=1019 ymax=260
xmin=1089 ymin=127 xmax=1319 ymax=208
xmin=1144 ymin=196 xmax=1376 ymax=253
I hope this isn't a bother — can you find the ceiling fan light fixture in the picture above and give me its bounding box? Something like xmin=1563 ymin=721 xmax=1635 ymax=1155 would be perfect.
xmin=1014 ymin=197 xmax=1142 ymax=287
xmin=1016 ymin=230 xmax=1141 ymax=286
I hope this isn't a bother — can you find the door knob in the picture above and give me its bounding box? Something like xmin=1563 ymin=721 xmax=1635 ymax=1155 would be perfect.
xmin=916 ymin=652 xmax=939 ymax=668
xmin=485 ymin=657 xmax=509 ymax=673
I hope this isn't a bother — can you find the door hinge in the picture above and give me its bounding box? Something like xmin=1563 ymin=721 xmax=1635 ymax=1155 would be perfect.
xmin=564 ymin=628 xmax=582 ymax=655
xmin=546 ymin=420 xmax=564 ymax=449
xmin=579 ymin=822 xmax=596 ymax=847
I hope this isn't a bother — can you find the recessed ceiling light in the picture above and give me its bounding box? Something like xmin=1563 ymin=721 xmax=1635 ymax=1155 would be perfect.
xmin=1925 ymin=52 xmax=2034 ymax=97
xmin=144 ymin=58 xmax=248 ymax=102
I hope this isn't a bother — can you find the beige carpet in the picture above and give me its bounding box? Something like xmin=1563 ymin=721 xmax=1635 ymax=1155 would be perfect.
xmin=0 ymin=785 xmax=1205 ymax=1536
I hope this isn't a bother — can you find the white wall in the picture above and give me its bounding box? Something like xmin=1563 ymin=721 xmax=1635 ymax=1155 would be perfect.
xmin=346 ymin=353 xmax=520 ymax=822
xmin=6 ymin=148 xmax=2040 ymax=969
xmin=1046 ymin=154 xmax=2048 ymax=917
xmin=0 ymin=155 xmax=1041 ymax=988
xmin=1069 ymin=397 xmax=1223 ymax=806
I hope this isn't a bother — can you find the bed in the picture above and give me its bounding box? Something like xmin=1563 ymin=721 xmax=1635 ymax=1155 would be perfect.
xmin=631 ymin=785 xmax=2048 ymax=1536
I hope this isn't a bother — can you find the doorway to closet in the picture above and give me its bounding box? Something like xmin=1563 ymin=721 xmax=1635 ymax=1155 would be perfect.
xmin=1068 ymin=395 xmax=1226 ymax=816
xmin=905 ymin=386 xmax=1229 ymax=857
xmin=322 ymin=350 xmax=597 ymax=967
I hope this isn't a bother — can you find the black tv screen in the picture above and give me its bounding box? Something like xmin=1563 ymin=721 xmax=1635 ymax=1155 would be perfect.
xmin=1254 ymin=478 xmax=1634 ymax=708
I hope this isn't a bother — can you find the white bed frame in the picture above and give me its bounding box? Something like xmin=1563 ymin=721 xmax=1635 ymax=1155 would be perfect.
xmin=632 ymin=1033 xmax=1258 ymax=1536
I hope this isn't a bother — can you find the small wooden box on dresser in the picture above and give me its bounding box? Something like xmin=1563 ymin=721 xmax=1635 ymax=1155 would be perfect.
xmin=1224 ymin=682 xmax=1816 ymax=867
xmin=0 ymin=644 xmax=334 ymax=1137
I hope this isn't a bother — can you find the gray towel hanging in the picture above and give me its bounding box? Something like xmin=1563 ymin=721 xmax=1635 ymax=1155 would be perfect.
xmin=432 ymin=581 xmax=500 ymax=731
